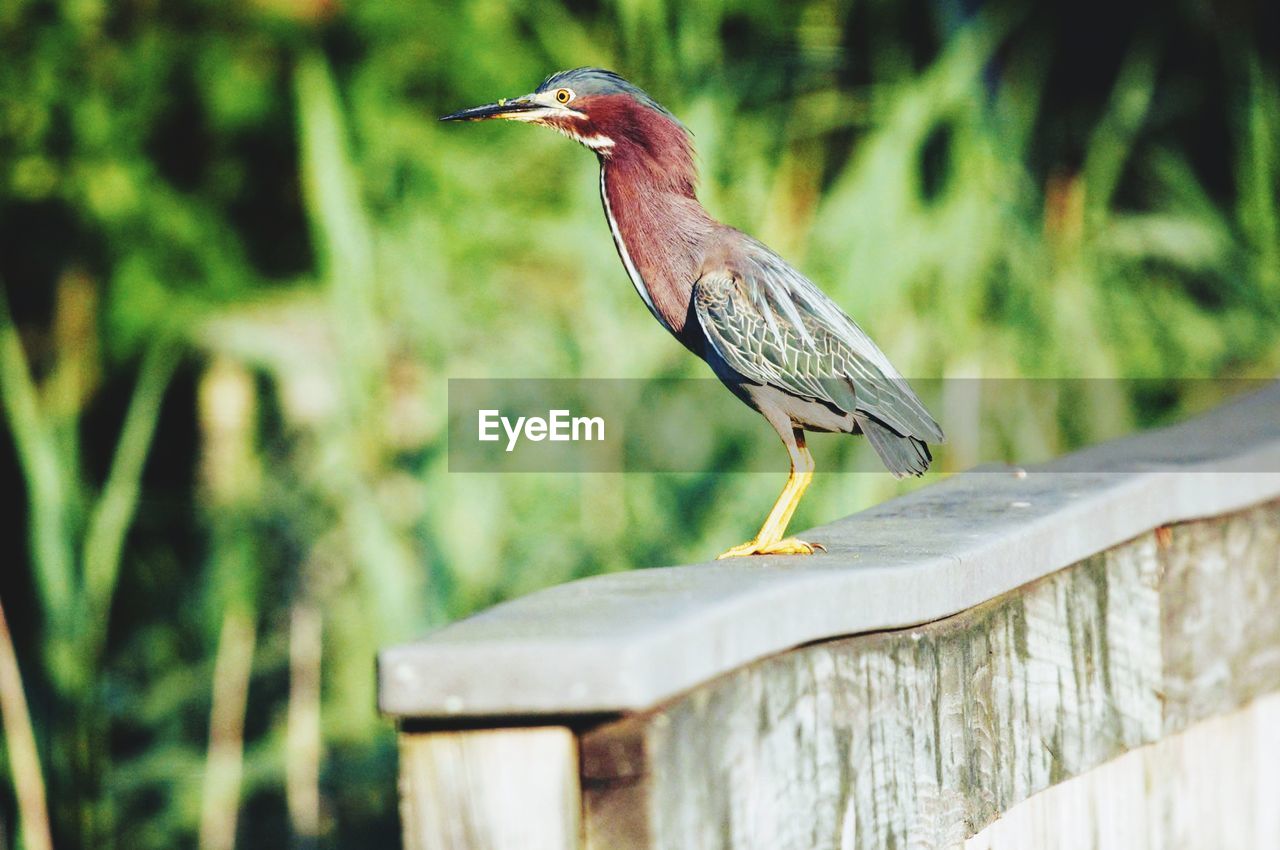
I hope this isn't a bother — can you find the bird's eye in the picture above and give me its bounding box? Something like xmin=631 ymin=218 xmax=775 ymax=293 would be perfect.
xmin=555 ymin=88 xmax=573 ymax=104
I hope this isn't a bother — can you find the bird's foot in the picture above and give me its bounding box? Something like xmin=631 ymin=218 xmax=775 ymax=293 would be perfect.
xmin=717 ymin=537 xmax=825 ymax=559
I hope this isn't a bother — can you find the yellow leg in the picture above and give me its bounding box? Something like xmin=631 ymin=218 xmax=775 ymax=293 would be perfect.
xmin=718 ymin=430 xmax=823 ymax=558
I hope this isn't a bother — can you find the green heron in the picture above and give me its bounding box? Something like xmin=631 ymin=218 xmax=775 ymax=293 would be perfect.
xmin=443 ymin=68 xmax=944 ymax=558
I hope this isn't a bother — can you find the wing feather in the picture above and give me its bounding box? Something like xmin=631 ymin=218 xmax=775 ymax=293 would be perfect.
xmin=693 ymin=249 xmax=944 ymax=445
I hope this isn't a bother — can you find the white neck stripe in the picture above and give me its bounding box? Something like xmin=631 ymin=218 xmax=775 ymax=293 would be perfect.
xmin=600 ymin=165 xmax=666 ymax=329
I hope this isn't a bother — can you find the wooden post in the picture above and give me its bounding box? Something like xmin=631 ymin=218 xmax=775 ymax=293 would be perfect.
xmin=966 ymin=691 xmax=1280 ymax=849
xmin=379 ymin=386 xmax=1280 ymax=850
xmin=398 ymin=727 xmax=580 ymax=850
xmin=576 ymin=503 xmax=1280 ymax=849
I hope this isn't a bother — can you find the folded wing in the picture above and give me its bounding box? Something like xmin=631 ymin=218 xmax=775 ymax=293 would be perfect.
xmin=692 ymin=247 xmax=944 ymax=474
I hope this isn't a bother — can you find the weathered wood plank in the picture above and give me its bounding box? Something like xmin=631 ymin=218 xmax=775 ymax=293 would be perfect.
xmin=965 ymin=690 xmax=1280 ymax=850
xmin=382 ymin=391 xmax=1280 ymax=850
xmin=579 ymin=502 xmax=1280 ymax=850
xmin=379 ymin=386 xmax=1280 ymax=719
xmin=1160 ymin=505 xmax=1280 ymax=733
xmin=398 ymin=727 xmax=579 ymax=850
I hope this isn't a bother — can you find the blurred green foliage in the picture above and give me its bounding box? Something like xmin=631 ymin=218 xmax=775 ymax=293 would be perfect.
xmin=0 ymin=0 xmax=1277 ymax=847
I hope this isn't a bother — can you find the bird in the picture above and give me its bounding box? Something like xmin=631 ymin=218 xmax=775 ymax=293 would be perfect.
xmin=441 ymin=68 xmax=944 ymax=558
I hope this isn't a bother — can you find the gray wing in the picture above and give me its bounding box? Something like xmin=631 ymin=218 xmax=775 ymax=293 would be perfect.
xmin=692 ymin=251 xmax=944 ymax=447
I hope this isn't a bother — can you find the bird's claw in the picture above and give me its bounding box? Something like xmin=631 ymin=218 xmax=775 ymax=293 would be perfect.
xmin=717 ymin=537 xmax=824 ymax=559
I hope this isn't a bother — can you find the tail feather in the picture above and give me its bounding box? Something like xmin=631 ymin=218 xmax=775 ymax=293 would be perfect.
xmin=854 ymin=413 xmax=933 ymax=478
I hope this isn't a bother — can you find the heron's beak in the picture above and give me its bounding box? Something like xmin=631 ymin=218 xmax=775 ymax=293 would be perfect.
xmin=440 ymin=95 xmax=544 ymax=122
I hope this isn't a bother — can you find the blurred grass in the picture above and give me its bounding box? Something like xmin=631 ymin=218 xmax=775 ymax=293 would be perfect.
xmin=1 ymin=0 xmax=1278 ymax=847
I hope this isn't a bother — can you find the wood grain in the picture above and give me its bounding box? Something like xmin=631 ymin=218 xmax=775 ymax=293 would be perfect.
xmin=580 ymin=501 xmax=1280 ymax=850
xmin=399 ymin=727 xmax=579 ymax=850
xmin=1161 ymin=504 xmax=1280 ymax=733
xmin=384 ymin=390 xmax=1280 ymax=847
xmin=966 ymin=690 xmax=1280 ymax=850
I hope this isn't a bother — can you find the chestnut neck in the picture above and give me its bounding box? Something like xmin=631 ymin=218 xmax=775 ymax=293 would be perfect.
xmin=596 ymin=109 xmax=715 ymax=340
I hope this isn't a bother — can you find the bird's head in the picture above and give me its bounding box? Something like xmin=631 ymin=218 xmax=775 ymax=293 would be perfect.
xmin=440 ymin=68 xmax=689 ymax=163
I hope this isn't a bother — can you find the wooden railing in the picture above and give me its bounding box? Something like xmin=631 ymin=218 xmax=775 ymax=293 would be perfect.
xmin=378 ymin=384 xmax=1280 ymax=850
